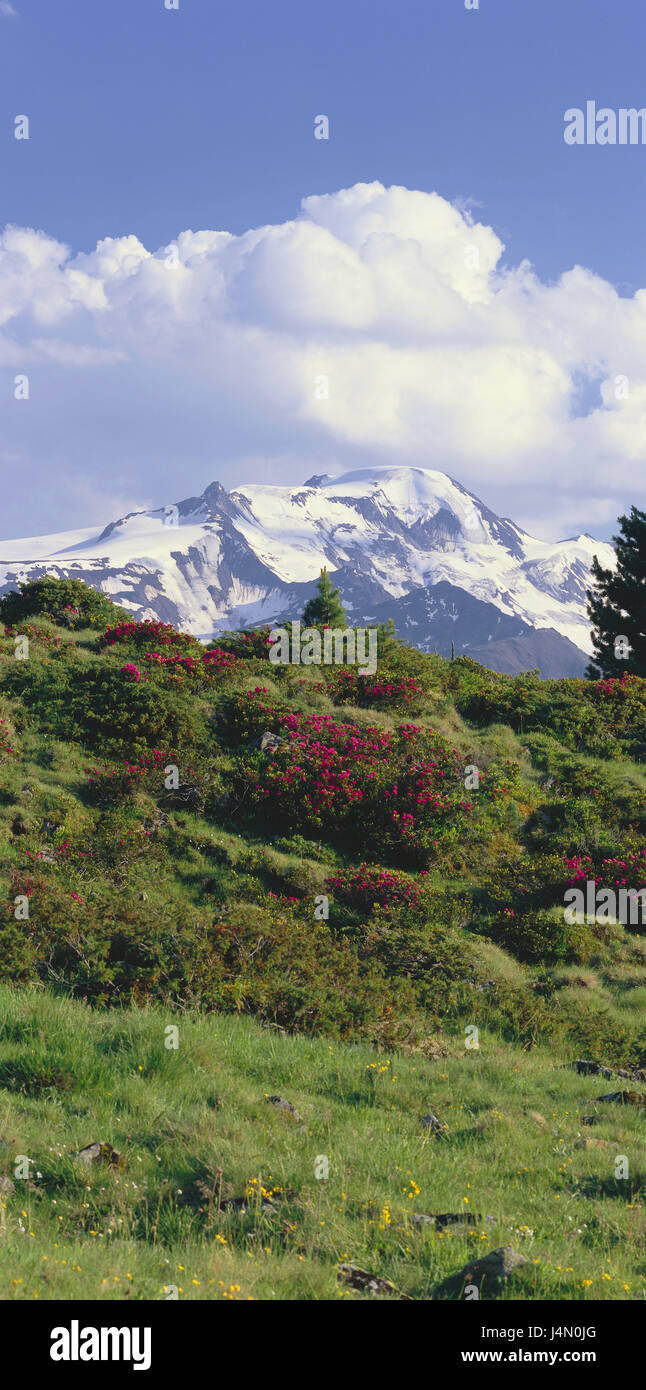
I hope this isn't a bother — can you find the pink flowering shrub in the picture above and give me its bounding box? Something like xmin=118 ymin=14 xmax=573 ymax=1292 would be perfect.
xmin=213 ymin=627 xmax=275 ymax=660
xmin=100 ymin=619 xmax=197 ymax=650
xmin=142 ymin=647 xmax=237 ymax=684
xmin=118 ymin=647 xmax=238 ymax=688
xmin=325 ymin=863 xmax=428 ymax=912
xmin=22 ymin=807 xmax=159 ymax=877
xmin=221 ymin=689 xmax=478 ymax=861
xmin=452 ymin=663 xmax=646 ymax=759
xmin=0 ymin=622 xmax=75 ymax=661
xmin=318 ymin=669 xmax=424 ymax=710
xmin=85 ymin=748 xmax=168 ymax=803
xmin=475 ymin=843 xmax=646 ymax=963
xmin=4 ymin=623 xmax=64 ymax=648
xmin=565 ymin=849 xmax=646 ymax=896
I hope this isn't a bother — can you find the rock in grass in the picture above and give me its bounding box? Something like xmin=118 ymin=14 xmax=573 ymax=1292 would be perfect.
xmin=167 ymin=783 xmax=204 ymax=810
xmin=266 ymin=1095 xmax=303 ymax=1124
xmin=76 ymin=1142 xmax=127 ymax=1171
xmin=434 ymin=1245 xmax=529 ymax=1299
xmin=572 ymin=1059 xmax=614 ymax=1078
xmin=411 ymin=1211 xmax=490 ymax=1230
xmin=76 ymin=1142 xmax=102 ymax=1165
xmin=420 ymin=1111 xmax=444 ymax=1133
xmin=571 ymin=1059 xmax=646 ymax=1083
xmin=596 ymin=1091 xmax=646 ymax=1107
xmin=0 ymin=1176 xmax=15 ymax=1196
xmin=338 ymin=1264 xmax=396 ymax=1296
xmin=461 ymin=1245 xmax=529 ymax=1285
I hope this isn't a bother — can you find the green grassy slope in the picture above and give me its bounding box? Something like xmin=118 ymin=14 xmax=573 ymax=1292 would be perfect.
xmin=1 ymin=987 xmax=645 ymax=1301
xmin=1 ymin=582 xmax=645 ymax=1300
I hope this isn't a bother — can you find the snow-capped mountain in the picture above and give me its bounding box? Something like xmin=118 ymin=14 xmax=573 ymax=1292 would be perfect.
xmin=0 ymin=467 xmax=615 ymax=675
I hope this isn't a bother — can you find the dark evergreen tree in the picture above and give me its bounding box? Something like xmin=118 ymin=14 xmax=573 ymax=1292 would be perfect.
xmin=301 ymin=567 xmax=347 ymax=627
xmin=586 ymin=506 xmax=646 ymax=678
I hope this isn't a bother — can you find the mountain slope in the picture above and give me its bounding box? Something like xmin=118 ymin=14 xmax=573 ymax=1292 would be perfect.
xmin=2 ymin=605 xmax=646 ymax=1302
xmin=359 ymin=580 xmax=588 ymax=675
xmin=0 ymin=467 xmax=614 ymax=673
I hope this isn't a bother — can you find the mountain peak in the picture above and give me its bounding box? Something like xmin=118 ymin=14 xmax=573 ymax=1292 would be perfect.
xmin=0 ymin=465 xmax=616 ymax=672
xmin=201 ymin=481 xmax=226 ymax=505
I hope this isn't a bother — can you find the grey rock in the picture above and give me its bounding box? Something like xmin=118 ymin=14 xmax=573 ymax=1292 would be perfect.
xmin=167 ymin=783 xmax=203 ymax=809
xmin=0 ymin=1176 xmax=15 ymax=1196
xmin=76 ymin=1142 xmax=127 ymax=1170
xmin=421 ymin=1112 xmax=444 ymax=1133
xmin=572 ymin=1059 xmax=613 ymax=1079
xmin=454 ymin=1245 xmax=529 ymax=1294
xmin=76 ymin=1142 xmax=103 ymax=1165
xmin=338 ymin=1264 xmax=396 ymax=1296
xmin=259 ymin=731 xmax=286 ymax=754
xmin=571 ymin=1059 xmax=646 ymax=1083
xmin=267 ymin=1095 xmax=303 ymax=1124
xmin=596 ymin=1090 xmax=646 ymax=1107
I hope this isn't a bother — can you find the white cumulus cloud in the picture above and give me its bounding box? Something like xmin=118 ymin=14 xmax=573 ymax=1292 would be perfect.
xmin=0 ymin=181 xmax=644 ymax=541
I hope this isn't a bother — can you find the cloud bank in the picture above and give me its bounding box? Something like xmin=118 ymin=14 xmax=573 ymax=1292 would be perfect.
xmin=1 ymin=182 xmax=645 ymax=540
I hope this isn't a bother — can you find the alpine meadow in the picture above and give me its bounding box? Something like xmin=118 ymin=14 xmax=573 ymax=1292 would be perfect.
xmin=1 ymin=559 xmax=646 ymax=1303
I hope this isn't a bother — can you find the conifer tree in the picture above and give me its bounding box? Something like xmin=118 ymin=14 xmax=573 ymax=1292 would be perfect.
xmin=586 ymin=506 xmax=646 ymax=677
xmin=301 ymin=567 xmax=347 ymax=627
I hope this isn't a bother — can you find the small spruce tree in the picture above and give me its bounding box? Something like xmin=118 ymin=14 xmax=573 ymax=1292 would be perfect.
xmin=586 ymin=506 xmax=646 ymax=678
xmin=301 ymin=568 xmax=347 ymax=627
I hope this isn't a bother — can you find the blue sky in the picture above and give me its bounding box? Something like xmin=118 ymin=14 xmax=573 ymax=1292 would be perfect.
xmin=4 ymin=0 xmax=645 ymax=288
xmin=1 ymin=0 xmax=645 ymax=540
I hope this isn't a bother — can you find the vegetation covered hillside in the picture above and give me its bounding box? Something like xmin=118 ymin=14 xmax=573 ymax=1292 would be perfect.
xmin=1 ymin=577 xmax=646 ymax=1300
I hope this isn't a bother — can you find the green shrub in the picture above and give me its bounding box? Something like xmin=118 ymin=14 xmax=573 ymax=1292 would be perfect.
xmin=1 ymin=577 xmax=127 ymax=630
xmin=477 ymin=905 xmax=621 ymax=965
xmin=2 ymin=660 xmax=199 ymax=755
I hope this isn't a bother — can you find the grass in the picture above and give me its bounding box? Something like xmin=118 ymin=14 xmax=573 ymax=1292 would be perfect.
xmin=1 ymin=985 xmax=645 ymax=1302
